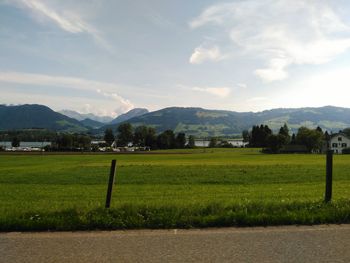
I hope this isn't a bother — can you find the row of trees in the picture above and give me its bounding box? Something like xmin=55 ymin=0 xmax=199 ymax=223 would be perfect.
xmin=53 ymin=134 xmax=91 ymax=151
xmin=0 ymin=129 xmax=57 ymax=142
xmin=243 ymin=124 xmax=329 ymax=153
xmin=1 ymin=132 xmax=92 ymax=151
xmin=104 ymin=123 xmax=196 ymax=149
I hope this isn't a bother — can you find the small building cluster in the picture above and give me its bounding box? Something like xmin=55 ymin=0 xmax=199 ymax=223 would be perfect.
xmin=0 ymin=142 xmax=51 ymax=152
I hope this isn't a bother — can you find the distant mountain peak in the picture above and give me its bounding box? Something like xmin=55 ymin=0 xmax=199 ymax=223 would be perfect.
xmin=59 ymin=110 xmax=113 ymax=123
xmin=110 ymin=108 xmax=149 ymax=124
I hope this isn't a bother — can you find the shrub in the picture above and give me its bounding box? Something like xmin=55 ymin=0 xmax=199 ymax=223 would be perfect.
xmin=342 ymin=148 xmax=350 ymax=154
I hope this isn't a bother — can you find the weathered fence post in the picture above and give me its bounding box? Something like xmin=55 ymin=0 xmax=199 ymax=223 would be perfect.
xmin=325 ymin=150 xmax=333 ymax=203
xmin=105 ymin=159 xmax=117 ymax=208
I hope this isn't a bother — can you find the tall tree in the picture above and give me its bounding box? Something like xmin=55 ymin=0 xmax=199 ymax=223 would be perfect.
xmin=290 ymin=133 xmax=297 ymax=145
xmin=175 ymin=133 xmax=186 ymax=149
xmin=249 ymin=124 xmax=272 ymax=147
xmin=296 ymin=127 xmax=324 ymax=153
xmin=104 ymin=128 xmax=115 ymax=147
xmin=278 ymin=123 xmax=290 ymax=143
xmin=266 ymin=134 xmax=287 ymax=153
xmin=242 ymin=130 xmax=250 ymax=142
xmin=187 ymin=135 xmax=196 ymax=148
xmin=157 ymin=130 xmax=175 ymax=149
xmin=342 ymin=128 xmax=350 ymax=138
xmin=117 ymin=123 xmax=133 ymax=147
xmin=11 ymin=137 xmax=20 ymax=147
xmin=208 ymin=137 xmax=218 ymax=148
xmin=324 ymin=131 xmax=331 ymax=141
xmin=133 ymin=125 xmax=148 ymax=147
xmin=56 ymin=134 xmax=73 ymax=150
xmin=145 ymin=127 xmax=157 ymax=149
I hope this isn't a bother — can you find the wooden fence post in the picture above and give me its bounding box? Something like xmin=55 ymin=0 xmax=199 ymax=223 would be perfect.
xmin=325 ymin=150 xmax=333 ymax=203
xmin=105 ymin=159 xmax=117 ymax=208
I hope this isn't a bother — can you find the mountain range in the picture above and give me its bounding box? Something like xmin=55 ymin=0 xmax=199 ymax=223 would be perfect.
xmin=58 ymin=110 xmax=113 ymax=123
xmin=1 ymin=104 xmax=350 ymax=137
xmin=113 ymin=106 xmax=350 ymax=137
xmin=109 ymin=108 xmax=149 ymax=124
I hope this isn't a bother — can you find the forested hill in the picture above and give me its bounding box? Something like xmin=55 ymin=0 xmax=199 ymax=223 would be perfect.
xmin=101 ymin=106 xmax=350 ymax=137
xmin=0 ymin=104 xmax=88 ymax=132
xmin=2 ymin=104 xmax=350 ymax=136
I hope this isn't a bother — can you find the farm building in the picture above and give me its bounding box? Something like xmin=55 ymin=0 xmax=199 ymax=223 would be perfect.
xmin=329 ymin=133 xmax=350 ymax=154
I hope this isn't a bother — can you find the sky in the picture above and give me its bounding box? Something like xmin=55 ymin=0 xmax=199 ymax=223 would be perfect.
xmin=1 ymin=0 xmax=350 ymax=117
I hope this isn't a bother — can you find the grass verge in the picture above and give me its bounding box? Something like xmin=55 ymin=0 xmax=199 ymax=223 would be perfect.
xmin=1 ymin=200 xmax=350 ymax=231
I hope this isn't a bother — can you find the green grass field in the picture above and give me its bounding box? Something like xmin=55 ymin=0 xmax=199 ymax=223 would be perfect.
xmin=1 ymin=148 xmax=350 ymax=231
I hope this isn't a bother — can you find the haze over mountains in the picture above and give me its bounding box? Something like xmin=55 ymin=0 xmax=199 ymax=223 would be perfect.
xmin=58 ymin=110 xmax=113 ymax=123
xmin=1 ymin=104 xmax=350 ymax=137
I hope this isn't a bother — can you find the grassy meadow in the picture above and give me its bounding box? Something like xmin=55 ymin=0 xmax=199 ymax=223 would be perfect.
xmin=1 ymin=148 xmax=350 ymax=231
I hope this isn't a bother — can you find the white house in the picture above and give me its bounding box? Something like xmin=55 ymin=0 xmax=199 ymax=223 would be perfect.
xmin=329 ymin=133 xmax=350 ymax=154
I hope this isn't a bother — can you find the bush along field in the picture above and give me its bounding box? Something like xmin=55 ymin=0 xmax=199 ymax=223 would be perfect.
xmin=0 ymin=148 xmax=350 ymax=231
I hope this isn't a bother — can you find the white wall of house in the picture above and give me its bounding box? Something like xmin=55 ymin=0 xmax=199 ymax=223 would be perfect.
xmin=330 ymin=134 xmax=350 ymax=154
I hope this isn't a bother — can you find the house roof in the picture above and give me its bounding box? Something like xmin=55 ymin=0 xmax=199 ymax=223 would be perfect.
xmin=330 ymin=132 xmax=350 ymax=140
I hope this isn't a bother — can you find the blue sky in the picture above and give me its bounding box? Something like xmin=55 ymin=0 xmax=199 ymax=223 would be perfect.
xmin=1 ymin=0 xmax=350 ymax=117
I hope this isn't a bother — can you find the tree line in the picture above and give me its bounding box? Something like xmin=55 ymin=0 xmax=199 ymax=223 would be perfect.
xmin=242 ymin=124 xmax=332 ymax=153
xmin=0 ymin=130 xmax=92 ymax=151
xmin=104 ymin=123 xmax=196 ymax=149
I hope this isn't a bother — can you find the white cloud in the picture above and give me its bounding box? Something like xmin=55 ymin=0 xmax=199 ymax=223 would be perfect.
xmin=0 ymin=71 xmax=133 ymax=115
xmin=9 ymin=0 xmax=111 ymax=51
xmin=96 ymin=89 xmax=133 ymax=114
xmin=190 ymin=0 xmax=350 ymax=81
xmin=276 ymin=67 xmax=350 ymax=108
xmin=246 ymin=97 xmax=268 ymax=103
xmin=189 ymin=46 xmax=224 ymax=64
xmin=237 ymin=83 xmax=247 ymax=89
xmin=192 ymin=86 xmax=231 ymax=98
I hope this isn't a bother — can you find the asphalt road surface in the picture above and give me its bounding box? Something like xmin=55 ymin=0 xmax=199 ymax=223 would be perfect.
xmin=1 ymin=225 xmax=350 ymax=263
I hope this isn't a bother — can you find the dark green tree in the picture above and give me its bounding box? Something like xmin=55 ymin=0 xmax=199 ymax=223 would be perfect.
xmin=117 ymin=123 xmax=133 ymax=147
xmin=266 ymin=134 xmax=287 ymax=153
xmin=208 ymin=137 xmax=218 ymax=148
xmin=342 ymin=128 xmax=350 ymax=138
xmin=145 ymin=127 xmax=157 ymax=149
xmin=157 ymin=130 xmax=175 ymax=149
xmin=290 ymin=133 xmax=297 ymax=145
xmin=324 ymin=131 xmax=331 ymax=141
xmin=316 ymin=126 xmax=323 ymax=133
xmin=11 ymin=137 xmax=20 ymax=147
xmin=296 ymin=127 xmax=324 ymax=153
xmin=249 ymin=124 xmax=272 ymax=147
xmin=242 ymin=130 xmax=250 ymax=142
xmin=187 ymin=135 xmax=196 ymax=148
xmin=56 ymin=134 xmax=73 ymax=150
xmin=77 ymin=135 xmax=91 ymax=150
xmin=104 ymin=128 xmax=115 ymax=147
xmin=133 ymin=125 xmax=148 ymax=146
xmin=278 ymin=123 xmax=290 ymax=144
xmin=279 ymin=123 xmax=289 ymax=136
xmin=175 ymin=133 xmax=186 ymax=149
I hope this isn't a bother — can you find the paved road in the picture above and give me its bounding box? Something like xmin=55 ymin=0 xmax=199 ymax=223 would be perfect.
xmin=1 ymin=225 xmax=350 ymax=263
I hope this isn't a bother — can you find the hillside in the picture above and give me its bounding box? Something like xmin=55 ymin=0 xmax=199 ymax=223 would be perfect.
xmin=79 ymin=118 xmax=104 ymax=129
xmin=2 ymin=104 xmax=350 ymax=136
xmin=99 ymin=106 xmax=350 ymax=137
xmin=0 ymin=104 xmax=88 ymax=132
xmin=110 ymin=108 xmax=149 ymax=124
